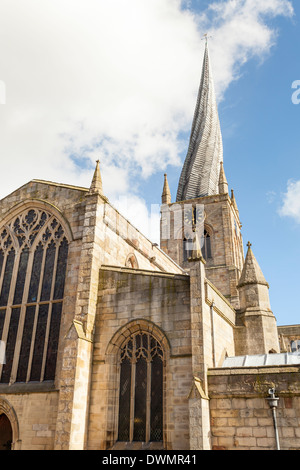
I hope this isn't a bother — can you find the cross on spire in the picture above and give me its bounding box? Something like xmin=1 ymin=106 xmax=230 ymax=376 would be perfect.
xmin=201 ymin=33 xmax=212 ymax=44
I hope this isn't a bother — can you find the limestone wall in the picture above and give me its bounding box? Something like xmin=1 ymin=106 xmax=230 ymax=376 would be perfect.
xmin=87 ymin=267 xmax=192 ymax=450
xmin=208 ymin=366 xmax=300 ymax=450
xmin=204 ymin=279 xmax=236 ymax=367
xmin=0 ymin=389 xmax=58 ymax=450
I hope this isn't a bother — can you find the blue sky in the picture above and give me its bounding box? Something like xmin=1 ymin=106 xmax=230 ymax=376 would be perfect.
xmin=0 ymin=0 xmax=299 ymax=326
xmin=165 ymin=0 xmax=300 ymax=326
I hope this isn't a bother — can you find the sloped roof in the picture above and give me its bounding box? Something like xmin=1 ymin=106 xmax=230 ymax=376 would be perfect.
xmin=222 ymin=352 xmax=300 ymax=367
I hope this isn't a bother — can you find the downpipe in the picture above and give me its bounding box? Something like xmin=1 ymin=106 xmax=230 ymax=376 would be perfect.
xmin=267 ymin=388 xmax=280 ymax=450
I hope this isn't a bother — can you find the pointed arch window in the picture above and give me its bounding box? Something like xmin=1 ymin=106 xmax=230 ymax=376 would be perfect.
xmin=0 ymin=208 xmax=69 ymax=384
xmin=118 ymin=332 xmax=164 ymax=443
xmin=125 ymin=253 xmax=139 ymax=269
xmin=183 ymin=237 xmax=193 ymax=262
xmin=201 ymin=229 xmax=212 ymax=261
xmin=183 ymin=229 xmax=212 ymax=262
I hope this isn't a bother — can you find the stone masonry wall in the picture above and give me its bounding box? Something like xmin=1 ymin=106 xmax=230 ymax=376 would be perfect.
xmin=160 ymin=194 xmax=243 ymax=309
xmin=87 ymin=267 xmax=192 ymax=450
xmin=208 ymin=366 xmax=300 ymax=450
xmin=0 ymin=390 xmax=58 ymax=450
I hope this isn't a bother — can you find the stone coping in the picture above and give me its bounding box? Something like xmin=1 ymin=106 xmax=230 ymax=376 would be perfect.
xmin=100 ymin=264 xmax=189 ymax=280
xmin=0 ymin=381 xmax=57 ymax=394
xmin=208 ymin=364 xmax=300 ymax=375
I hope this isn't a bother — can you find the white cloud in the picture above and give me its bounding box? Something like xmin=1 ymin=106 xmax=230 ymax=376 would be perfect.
xmin=197 ymin=0 xmax=294 ymax=99
xmin=279 ymin=180 xmax=300 ymax=224
xmin=0 ymin=0 xmax=294 ymax=239
xmin=112 ymin=194 xmax=161 ymax=244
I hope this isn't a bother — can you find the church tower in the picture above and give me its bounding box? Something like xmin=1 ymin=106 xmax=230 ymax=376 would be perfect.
xmin=160 ymin=42 xmax=244 ymax=308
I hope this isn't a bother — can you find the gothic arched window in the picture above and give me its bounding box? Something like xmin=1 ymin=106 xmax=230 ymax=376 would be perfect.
xmin=183 ymin=237 xmax=193 ymax=262
xmin=201 ymin=229 xmax=212 ymax=261
xmin=125 ymin=253 xmax=139 ymax=269
xmin=183 ymin=229 xmax=212 ymax=262
xmin=291 ymin=340 xmax=300 ymax=352
xmin=0 ymin=208 xmax=69 ymax=384
xmin=118 ymin=332 xmax=164 ymax=443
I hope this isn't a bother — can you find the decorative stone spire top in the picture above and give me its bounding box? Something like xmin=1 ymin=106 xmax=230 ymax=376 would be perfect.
xmin=89 ymin=160 xmax=103 ymax=194
xmin=238 ymin=242 xmax=269 ymax=288
xmin=218 ymin=162 xmax=228 ymax=194
xmin=161 ymin=173 xmax=171 ymax=204
xmin=188 ymin=229 xmax=206 ymax=264
xmin=231 ymin=189 xmax=239 ymax=216
xmin=176 ymin=42 xmax=223 ymax=201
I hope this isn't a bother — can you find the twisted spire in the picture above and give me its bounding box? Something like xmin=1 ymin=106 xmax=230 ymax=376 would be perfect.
xmin=176 ymin=42 xmax=223 ymax=201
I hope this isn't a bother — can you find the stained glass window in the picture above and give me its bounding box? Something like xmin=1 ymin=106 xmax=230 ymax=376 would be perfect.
xmin=0 ymin=208 xmax=69 ymax=384
xmin=118 ymin=333 xmax=163 ymax=444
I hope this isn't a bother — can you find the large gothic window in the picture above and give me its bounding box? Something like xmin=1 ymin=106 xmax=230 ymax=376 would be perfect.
xmin=0 ymin=208 xmax=69 ymax=384
xmin=118 ymin=332 xmax=164 ymax=443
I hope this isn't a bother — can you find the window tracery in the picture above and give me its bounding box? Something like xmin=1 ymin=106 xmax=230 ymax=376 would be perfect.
xmin=0 ymin=208 xmax=69 ymax=384
xmin=118 ymin=332 xmax=163 ymax=443
xmin=183 ymin=228 xmax=212 ymax=262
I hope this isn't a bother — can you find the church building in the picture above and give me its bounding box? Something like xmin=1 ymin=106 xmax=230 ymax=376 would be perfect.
xmin=0 ymin=43 xmax=299 ymax=451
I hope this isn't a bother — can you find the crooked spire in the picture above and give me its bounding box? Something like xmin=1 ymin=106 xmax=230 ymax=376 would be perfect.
xmin=176 ymin=42 xmax=223 ymax=202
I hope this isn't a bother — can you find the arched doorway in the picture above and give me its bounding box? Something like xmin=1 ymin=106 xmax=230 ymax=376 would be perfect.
xmin=0 ymin=414 xmax=12 ymax=450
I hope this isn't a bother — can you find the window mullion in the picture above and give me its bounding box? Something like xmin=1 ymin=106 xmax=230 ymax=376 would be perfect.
xmin=145 ymin=359 xmax=151 ymax=443
xmin=26 ymin=242 xmax=47 ymax=382
xmin=129 ymin=360 xmax=136 ymax=442
xmin=10 ymin=248 xmax=35 ymax=384
xmin=40 ymin=243 xmax=59 ymax=381
xmin=0 ymin=250 xmax=19 ymax=383
xmin=0 ymin=247 xmax=7 ymax=300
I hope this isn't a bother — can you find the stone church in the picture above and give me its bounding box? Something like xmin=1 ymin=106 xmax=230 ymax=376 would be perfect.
xmin=0 ymin=43 xmax=299 ymax=451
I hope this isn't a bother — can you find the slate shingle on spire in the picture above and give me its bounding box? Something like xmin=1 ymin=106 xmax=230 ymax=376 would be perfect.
xmin=176 ymin=42 xmax=223 ymax=202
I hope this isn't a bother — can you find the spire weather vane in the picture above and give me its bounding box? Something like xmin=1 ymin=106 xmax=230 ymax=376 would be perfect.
xmin=201 ymin=33 xmax=212 ymax=44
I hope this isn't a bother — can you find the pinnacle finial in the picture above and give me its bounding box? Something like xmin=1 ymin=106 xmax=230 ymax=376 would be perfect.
xmin=162 ymin=173 xmax=171 ymax=204
xmin=218 ymin=161 xmax=228 ymax=194
xmin=231 ymin=189 xmax=239 ymax=216
xmin=89 ymin=159 xmax=103 ymax=194
xmin=238 ymin=241 xmax=269 ymax=289
xmin=188 ymin=229 xmax=206 ymax=264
